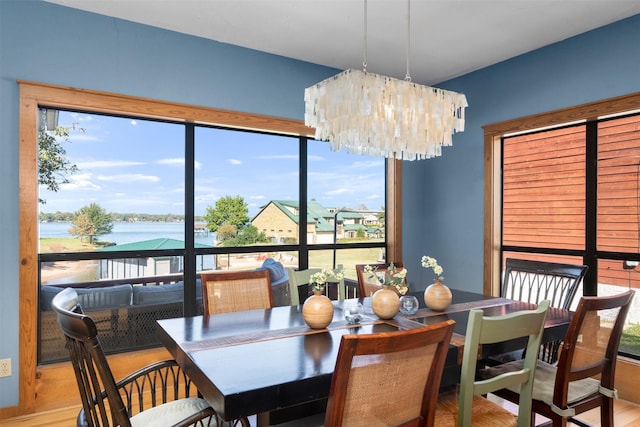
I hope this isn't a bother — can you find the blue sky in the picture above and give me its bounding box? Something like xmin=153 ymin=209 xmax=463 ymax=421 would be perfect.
xmin=39 ymin=110 xmax=386 ymax=218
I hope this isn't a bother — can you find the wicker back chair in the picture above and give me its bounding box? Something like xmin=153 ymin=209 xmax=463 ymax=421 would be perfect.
xmin=52 ymin=287 xmax=249 ymax=427
xmin=323 ymin=320 xmax=455 ymax=426
xmin=491 ymin=290 xmax=635 ymax=427
xmin=355 ymin=262 xmax=405 ymax=298
xmin=200 ymin=269 xmax=273 ymax=315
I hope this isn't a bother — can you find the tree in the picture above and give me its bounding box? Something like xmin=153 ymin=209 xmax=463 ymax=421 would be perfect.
xmin=69 ymin=203 xmax=113 ymax=243
xmin=217 ymin=223 xmax=238 ymax=241
xmin=38 ymin=123 xmax=81 ymax=204
xmin=356 ymin=227 xmax=366 ymax=239
xmin=204 ymin=196 xmax=250 ymax=233
xmin=222 ymin=225 xmax=269 ymax=247
xmin=67 ymin=213 xmax=96 ymax=243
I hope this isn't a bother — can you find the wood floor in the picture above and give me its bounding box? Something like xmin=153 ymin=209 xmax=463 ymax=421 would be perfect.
xmin=2 ymin=398 xmax=640 ymax=426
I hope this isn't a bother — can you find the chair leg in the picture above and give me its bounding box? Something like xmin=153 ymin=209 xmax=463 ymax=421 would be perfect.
xmin=600 ymin=397 xmax=614 ymax=427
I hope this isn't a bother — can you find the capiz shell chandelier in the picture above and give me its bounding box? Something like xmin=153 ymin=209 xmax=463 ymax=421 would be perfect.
xmin=304 ymin=69 xmax=467 ymax=160
xmin=304 ymin=1 xmax=468 ymax=161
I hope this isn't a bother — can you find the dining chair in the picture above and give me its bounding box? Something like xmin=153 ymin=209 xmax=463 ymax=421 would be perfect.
xmin=329 ymin=320 xmax=456 ymax=426
xmin=274 ymin=320 xmax=456 ymax=427
xmin=200 ymin=269 xmax=273 ymax=315
xmin=435 ymin=300 xmax=551 ymax=427
xmin=499 ymin=258 xmax=587 ymax=363
xmin=488 ymin=289 xmax=635 ymax=427
xmin=355 ymin=261 xmax=405 ymax=298
xmin=51 ymin=287 xmax=249 ymax=427
xmin=286 ymin=266 xmax=347 ymax=305
xmin=285 ymin=267 xmax=321 ymax=306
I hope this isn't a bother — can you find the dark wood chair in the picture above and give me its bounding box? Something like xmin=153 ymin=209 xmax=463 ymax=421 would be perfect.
xmin=355 ymin=261 xmax=405 ymax=297
xmin=329 ymin=320 xmax=456 ymax=426
xmin=435 ymin=300 xmax=551 ymax=427
xmin=489 ymin=290 xmax=635 ymax=427
xmin=51 ymin=287 xmax=249 ymax=427
xmin=274 ymin=320 xmax=456 ymax=427
xmin=200 ymin=269 xmax=273 ymax=315
xmin=500 ymin=258 xmax=587 ymax=363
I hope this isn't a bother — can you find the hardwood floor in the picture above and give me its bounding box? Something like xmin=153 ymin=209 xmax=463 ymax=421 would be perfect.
xmin=2 ymin=399 xmax=640 ymax=426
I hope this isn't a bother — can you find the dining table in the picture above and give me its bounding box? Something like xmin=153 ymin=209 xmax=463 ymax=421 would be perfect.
xmin=156 ymin=288 xmax=572 ymax=426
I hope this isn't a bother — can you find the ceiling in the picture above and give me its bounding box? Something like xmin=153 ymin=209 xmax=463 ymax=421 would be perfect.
xmin=44 ymin=0 xmax=640 ymax=85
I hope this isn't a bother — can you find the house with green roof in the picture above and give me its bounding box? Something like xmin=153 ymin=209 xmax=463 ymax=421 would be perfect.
xmin=251 ymin=200 xmax=368 ymax=244
xmin=97 ymin=238 xmax=213 ymax=280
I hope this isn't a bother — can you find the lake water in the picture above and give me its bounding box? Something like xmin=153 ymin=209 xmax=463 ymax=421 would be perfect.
xmin=40 ymin=221 xmax=223 ymax=284
xmin=39 ymin=221 xmax=217 ymax=247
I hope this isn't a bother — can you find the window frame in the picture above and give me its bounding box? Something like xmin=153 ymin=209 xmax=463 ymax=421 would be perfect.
xmin=483 ymin=91 xmax=640 ymax=297
xmin=18 ymin=80 xmax=402 ymax=410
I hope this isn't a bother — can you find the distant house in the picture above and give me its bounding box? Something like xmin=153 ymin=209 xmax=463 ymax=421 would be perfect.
xmin=96 ymin=238 xmax=213 ymax=279
xmin=251 ymin=200 xmax=372 ymax=243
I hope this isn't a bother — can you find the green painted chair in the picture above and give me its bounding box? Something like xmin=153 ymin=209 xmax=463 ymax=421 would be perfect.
xmin=286 ymin=267 xmax=346 ymax=305
xmin=441 ymin=300 xmax=550 ymax=427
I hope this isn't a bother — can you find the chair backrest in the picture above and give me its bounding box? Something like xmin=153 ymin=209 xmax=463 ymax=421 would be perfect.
xmin=52 ymin=287 xmax=132 ymax=427
xmin=502 ymin=258 xmax=587 ymax=363
xmin=286 ymin=267 xmax=347 ymax=305
xmin=324 ymin=319 xmax=455 ymax=427
xmin=551 ymin=290 xmax=635 ymax=413
xmin=286 ymin=267 xmax=321 ymax=306
xmin=459 ymin=300 xmax=550 ymax=427
xmin=502 ymin=258 xmax=587 ymax=309
xmin=355 ymin=262 xmax=405 ymax=298
xmin=200 ymin=269 xmax=273 ymax=315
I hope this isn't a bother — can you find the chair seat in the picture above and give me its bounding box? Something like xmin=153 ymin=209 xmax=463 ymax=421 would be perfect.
xmin=481 ymin=359 xmax=602 ymax=408
xmin=130 ymin=397 xmax=213 ymax=427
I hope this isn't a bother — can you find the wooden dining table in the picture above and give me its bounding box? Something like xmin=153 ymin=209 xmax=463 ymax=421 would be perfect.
xmin=156 ymin=289 xmax=572 ymax=425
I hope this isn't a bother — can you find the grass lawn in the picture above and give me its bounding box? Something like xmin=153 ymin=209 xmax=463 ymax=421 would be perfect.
xmin=39 ymin=237 xmax=99 ymax=253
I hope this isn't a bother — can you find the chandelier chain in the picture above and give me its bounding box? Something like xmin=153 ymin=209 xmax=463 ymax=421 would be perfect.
xmin=405 ymin=0 xmax=411 ymax=82
xmin=363 ymin=0 xmax=368 ymax=71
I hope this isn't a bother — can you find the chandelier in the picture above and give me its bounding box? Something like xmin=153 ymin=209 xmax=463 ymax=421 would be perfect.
xmin=304 ymin=0 xmax=468 ymax=161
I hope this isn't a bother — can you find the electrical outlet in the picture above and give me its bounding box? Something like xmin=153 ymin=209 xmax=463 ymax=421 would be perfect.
xmin=0 ymin=358 xmax=11 ymax=378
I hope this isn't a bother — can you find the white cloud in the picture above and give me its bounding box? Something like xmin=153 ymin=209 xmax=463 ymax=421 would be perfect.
xmin=130 ymin=120 xmax=137 ymax=126
xmin=77 ymin=160 xmax=144 ymax=169
xmin=227 ymin=159 xmax=241 ymax=165
xmin=97 ymin=174 xmax=160 ymax=183
xmin=156 ymin=158 xmax=201 ymax=170
xmin=326 ymin=188 xmax=350 ymax=196
xmin=351 ymin=159 xmax=384 ymax=169
xmin=59 ymin=175 xmax=101 ymax=191
xmin=157 ymin=158 xmax=183 ymax=166
xmin=249 ymin=195 xmax=266 ymax=200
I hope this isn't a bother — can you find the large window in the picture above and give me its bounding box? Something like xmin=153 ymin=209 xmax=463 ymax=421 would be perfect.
xmin=486 ymin=94 xmax=640 ymax=359
xmin=33 ymin=98 xmax=388 ymax=363
xmin=18 ymin=82 xmax=400 ymax=410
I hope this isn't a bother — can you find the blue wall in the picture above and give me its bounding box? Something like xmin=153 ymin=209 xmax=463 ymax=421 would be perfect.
xmin=0 ymin=0 xmax=336 ymax=408
xmin=1 ymin=0 xmax=639 ymax=409
xmin=403 ymin=14 xmax=640 ymax=290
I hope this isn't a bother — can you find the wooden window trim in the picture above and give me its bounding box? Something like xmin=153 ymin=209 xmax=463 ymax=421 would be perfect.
xmin=16 ymin=80 xmax=402 ymax=414
xmin=483 ymin=91 xmax=640 ymax=296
